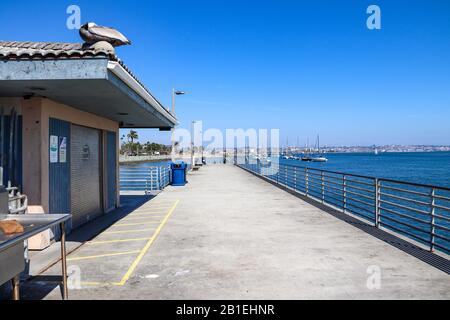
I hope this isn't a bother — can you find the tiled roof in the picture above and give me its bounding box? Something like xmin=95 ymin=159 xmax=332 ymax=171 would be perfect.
xmin=0 ymin=41 xmax=118 ymax=60
xmin=0 ymin=41 xmax=174 ymax=120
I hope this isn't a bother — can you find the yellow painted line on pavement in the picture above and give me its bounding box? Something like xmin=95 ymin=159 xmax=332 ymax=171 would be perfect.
xmin=128 ymin=211 xmax=166 ymax=215
xmin=119 ymin=216 xmax=164 ymax=222
xmin=136 ymin=206 xmax=171 ymax=209
xmin=115 ymin=200 xmax=180 ymax=286
xmin=87 ymin=237 xmax=151 ymax=245
xmin=67 ymin=250 xmax=140 ymax=262
xmin=129 ymin=212 xmax=164 ymax=218
xmin=128 ymin=214 xmax=166 ymax=218
xmin=113 ymin=222 xmax=161 ymax=227
xmin=102 ymin=228 xmax=155 ymax=235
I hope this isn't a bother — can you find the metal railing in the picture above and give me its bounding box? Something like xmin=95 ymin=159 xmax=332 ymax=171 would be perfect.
xmin=238 ymin=161 xmax=450 ymax=254
xmin=6 ymin=186 xmax=28 ymax=214
xmin=120 ymin=164 xmax=171 ymax=194
xmin=119 ymin=155 xmax=172 ymax=164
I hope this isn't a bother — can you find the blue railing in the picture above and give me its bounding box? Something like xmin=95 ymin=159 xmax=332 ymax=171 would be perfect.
xmin=238 ymin=161 xmax=450 ymax=255
xmin=120 ymin=164 xmax=171 ymax=193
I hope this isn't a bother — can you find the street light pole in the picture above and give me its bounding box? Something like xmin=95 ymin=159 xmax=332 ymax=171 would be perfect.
xmin=171 ymin=89 xmax=176 ymax=162
xmin=171 ymin=89 xmax=186 ymax=162
xmin=191 ymin=121 xmax=195 ymax=169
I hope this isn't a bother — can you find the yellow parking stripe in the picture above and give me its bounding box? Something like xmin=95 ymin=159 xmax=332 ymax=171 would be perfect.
xmin=67 ymin=250 xmax=140 ymax=262
xmin=120 ymin=216 xmax=164 ymax=221
xmin=102 ymin=228 xmax=155 ymax=235
xmin=113 ymin=222 xmax=161 ymax=227
xmin=87 ymin=238 xmax=151 ymax=245
xmin=116 ymin=200 xmax=180 ymax=286
xmin=128 ymin=211 xmax=166 ymax=215
xmin=136 ymin=206 xmax=171 ymax=210
xmin=128 ymin=214 xmax=166 ymax=218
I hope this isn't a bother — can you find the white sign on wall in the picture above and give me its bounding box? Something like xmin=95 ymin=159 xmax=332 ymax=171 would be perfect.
xmin=59 ymin=137 xmax=67 ymax=163
xmin=50 ymin=135 xmax=59 ymax=163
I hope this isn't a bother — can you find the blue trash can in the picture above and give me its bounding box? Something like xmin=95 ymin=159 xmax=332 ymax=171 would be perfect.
xmin=171 ymin=161 xmax=187 ymax=186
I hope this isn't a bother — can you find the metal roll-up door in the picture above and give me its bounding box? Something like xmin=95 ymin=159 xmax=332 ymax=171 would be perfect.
xmin=71 ymin=125 xmax=102 ymax=228
xmin=106 ymin=131 xmax=117 ymax=212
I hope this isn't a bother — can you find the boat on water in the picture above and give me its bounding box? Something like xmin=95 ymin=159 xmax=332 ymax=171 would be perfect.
xmin=311 ymin=156 xmax=328 ymax=162
xmin=281 ymin=136 xmax=328 ymax=162
xmin=310 ymin=135 xmax=328 ymax=162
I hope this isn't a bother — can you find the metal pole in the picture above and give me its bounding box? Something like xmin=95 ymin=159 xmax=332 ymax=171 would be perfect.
xmin=191 ymin=121 xmax=195 ymax=169
xmin=321 ymin=172 xmax=325 ymax=203
xmin=172 ymin=88 xmax=176 ymax=115
xmin=343 ymin=174 xmax=347 ymax=213
xmin=276 ymin=164 xmax=279 ymax=184
xmin=294 ymin=166 xmax=297 ymax=191
xmin=145 ymin=177 xmax=148 ymax=195
xmin=285 ymin=166 xmax=288 ymax=187
xmin=375 ymin=179 xmax=380 ymax=228
xmin=305 ymin=167 xmax=309 ymax=197
xmin=430 ymin=188 xmax=436 ymax=252
xmin=11 ymin=275 xmax=20 ymax=300
xmin=60 ymin=222 xmax=68 ymax=300
xmin=171 ymin=89 xmax=176 ymax=162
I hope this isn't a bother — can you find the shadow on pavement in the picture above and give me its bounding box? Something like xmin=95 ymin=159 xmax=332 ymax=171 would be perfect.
xmin=0 ymin=195 xmax=156 ymax=300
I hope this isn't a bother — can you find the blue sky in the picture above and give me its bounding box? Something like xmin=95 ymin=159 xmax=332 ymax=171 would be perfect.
xmin=1 ymin=0 xmax=450 ymax=146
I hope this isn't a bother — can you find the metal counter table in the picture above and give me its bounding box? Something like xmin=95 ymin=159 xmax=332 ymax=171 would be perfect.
xmin=0 ymin=214 xmax=71 ymax=300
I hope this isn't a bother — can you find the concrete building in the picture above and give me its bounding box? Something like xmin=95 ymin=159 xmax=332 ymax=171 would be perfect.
xmin=0 ymin=41 xmax=176 ymax=249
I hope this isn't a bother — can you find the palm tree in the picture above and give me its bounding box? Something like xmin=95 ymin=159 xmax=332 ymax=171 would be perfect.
xmin=127 ymin=130 xmax=138 ymax=144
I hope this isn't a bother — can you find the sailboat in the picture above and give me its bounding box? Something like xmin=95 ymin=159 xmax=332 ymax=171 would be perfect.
xmin=301 ymin=138 xmax=313 ymax=162
xmin=311 ymin=135 xmax=328 ymax=162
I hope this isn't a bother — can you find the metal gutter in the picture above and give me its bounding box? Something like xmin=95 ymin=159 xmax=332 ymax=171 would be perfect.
xmin=107 ymin=61 xmax=178 ymax=126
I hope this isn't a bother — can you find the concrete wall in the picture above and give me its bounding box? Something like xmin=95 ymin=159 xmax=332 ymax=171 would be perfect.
xmin=21 ymin=97 xmax=119 ymax=212
xmin=0 ymin=97 xmax=120 ymax=249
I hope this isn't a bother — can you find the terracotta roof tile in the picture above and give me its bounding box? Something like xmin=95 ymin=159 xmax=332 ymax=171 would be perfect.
xmin=0 ymin=41 xmax=117 ymax=60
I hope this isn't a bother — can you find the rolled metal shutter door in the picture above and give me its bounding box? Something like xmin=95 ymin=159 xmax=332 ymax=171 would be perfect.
xmin=106 ymin=131 xmax=117 ymax=212
xmin=71 ymin=125 xmax=102 ymax=228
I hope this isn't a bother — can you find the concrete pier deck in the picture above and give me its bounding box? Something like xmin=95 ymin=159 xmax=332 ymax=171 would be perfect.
xmin=22 ymin=165 xmax=450 ymax=300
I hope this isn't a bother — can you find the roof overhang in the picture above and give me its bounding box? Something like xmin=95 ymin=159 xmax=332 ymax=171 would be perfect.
xmin=0 ymin=57 xmax=177 ymax=129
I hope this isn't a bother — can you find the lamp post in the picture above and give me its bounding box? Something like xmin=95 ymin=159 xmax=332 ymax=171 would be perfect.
xmin=191 ymin=121 xmax=195 ymax=169
xmin=171 ymin=89 xmax=186 ymax=162
xmin=191 ymin=120 xmax=201 ymax=169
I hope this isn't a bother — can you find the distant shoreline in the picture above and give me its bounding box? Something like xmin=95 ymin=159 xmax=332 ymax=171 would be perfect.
xmin=318 ymin=150 xmax=450 ymax=154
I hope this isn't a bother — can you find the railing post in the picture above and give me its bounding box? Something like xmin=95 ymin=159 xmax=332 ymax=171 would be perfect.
xmin=321 ymin=171 xmax=325 ymax=203
xmin=305 ymin=167 xmax=309 ymax=197
xmin=294 ymin=166 xmax=297 ymax=191
xmin=276 ymin=164 xmax=280 ymax=185
xmin=343 ymin=174 xmax=347 ymax=213
xmin=150 ymin=168 xmax=153 ymax=192
xmin=375 ymin=178 xmax=380 ymax=228
xmin=145 ymin=178 xmax=148 ymax=195
xmin=285 ymin=166 xmax=288 ymax=187
xmin=430 ymin=188 xmax=436 ymax=252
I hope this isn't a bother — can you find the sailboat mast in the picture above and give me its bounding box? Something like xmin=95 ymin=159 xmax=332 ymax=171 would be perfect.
xmin=318 ymin=134 xmax=320 ymax=153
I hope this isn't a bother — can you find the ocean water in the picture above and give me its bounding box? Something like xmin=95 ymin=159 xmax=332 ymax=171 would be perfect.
xmin=120 ymin=152 xmax=450 ymax=188
xmin=280 ymin=152 xmax=450 ymax=188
